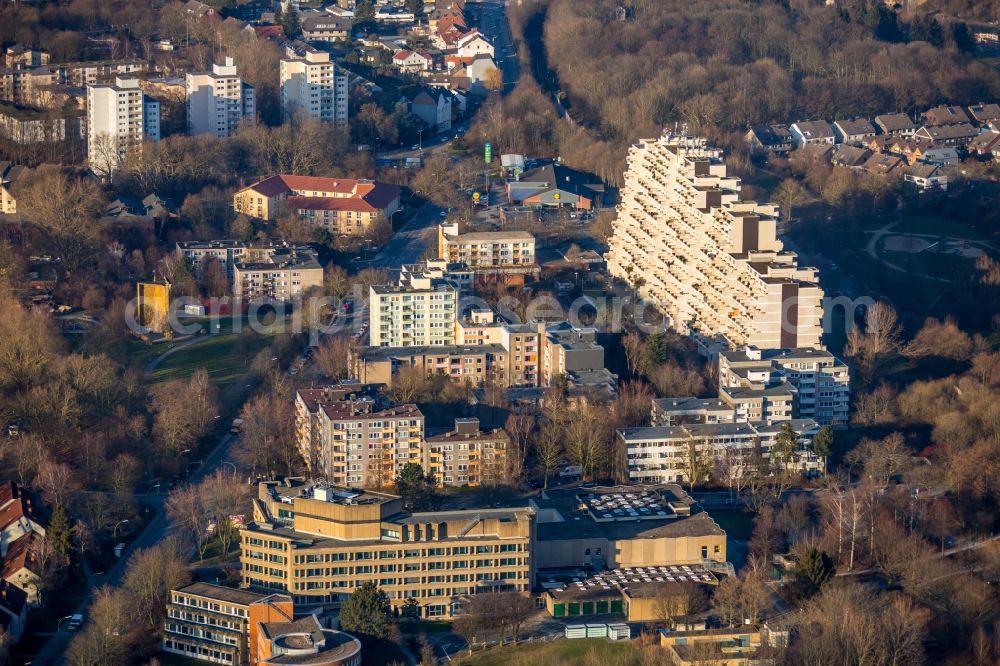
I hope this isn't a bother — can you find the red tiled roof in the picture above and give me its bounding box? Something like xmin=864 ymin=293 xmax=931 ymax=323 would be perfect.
xmin=0 ymin=482 xmax=39 ymax=534
xmin=2 ymin=532 xmax=41 ymax=580
xmin=288 ymin=182 xmax=400 ymax=213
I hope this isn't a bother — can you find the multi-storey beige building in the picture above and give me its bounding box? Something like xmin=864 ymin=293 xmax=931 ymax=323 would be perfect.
xmin=718 ymin=346 xmax=850 ymax=427
xmin=279 ymin=50 xmax=348 ymax=125
xmin=607 ymin=133 xmax=824 ymax=350
xmin=240 ymin=481 xmax=535 ymax=617
xmin=295 ymin=386 xmax=424 ymax=489
xmin=186 ymin=57 xmax=255 ymax=138
xmin=86 ymin=76 xmax=160 ymax=176
xmin=369 ymin=280 xmax=458 ymax=347
xmin=425 ymin=418 xmax=509 ymax=487
xmin=437 ymin=223 xmax=536 ymax=272
xmin=232 ymin=175 xmax=400 ymax=230
xmin=232 ymin=244 xmax=322 ymax=302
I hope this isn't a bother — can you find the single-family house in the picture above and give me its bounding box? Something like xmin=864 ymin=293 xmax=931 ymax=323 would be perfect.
xmin=967 ymin=103 xmax=1000 ymax=126
xmin=789 ymin=120 xmax=836 ymax=146
xmin=833 ymin=118 xmax=876 ymax=145
xmin=831 ymin=145 xmax=872 ymax=168
xmin=463 ymin=54 xmax=498 ymax=95
xmin=865 ymin=135 xmax=894 ymax=154
xmin=410 ymin=90 xmax=452 ymax=131
xmin=874 ymin=113 xmax=917 ymax=136
xmin=0 ymin=482 xmax=45 ymax=557
xmin=745 ymin=125 xmax=794 ymax=154
xmin=393 ymin=49 xmax=433 ymax=73
xmin=863 ymin=153 xmax=904 ymax=176
xmin=903 ymin=164 xmax=948 ymax=192
xmin=968 ymin=130 xmax=1000 ymax=157
xmin=455 ymin=30 xmax=494 ymax=58
xmin=913 ymin=123 xmax=979 ymax=147
xmin=1 ymin=532 xmax=42 ymax=605
xmin=920 ymin=146 xmax=960 ymax=167
xmin=922 ymin=105 xmax=971 ymax=126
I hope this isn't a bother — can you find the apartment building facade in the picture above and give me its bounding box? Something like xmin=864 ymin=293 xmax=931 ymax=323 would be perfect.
xmin=0 ymin=108 xmax=84 ymax=144
xmin=437 ymin=223 xmax=536 ymax=271
xmin=295 ymin=388 xmax=424 ymax=488
xmin=425 ymin=418 xmax=510 ymax=487
xmin=233 ymin=175 xmax=400 ymax=227
xmin=162 ymin=582 xmax=293 ymax=666
xmin=279 ymin=50 xmax=348 ymax=125
xmin=718 ymin=347 xmax=850 ymax=427
xmin=606 ymin=133 xmax=824 ymax=350
xmin=87 ymin=77 xmax=160 ymax=176
xmin=176 ymin=240 xmax=248 ymax=278
xmin=240 ymin=481 xmax=534 ymax=617
xmin=186 ymin=57 xmax=255 ymax=138
xmin=621 ymin=419 xmax=822 ymax=485
xmin=369 ymin=280 xmax=458 ymax=347
xmin=232 ymin=245 xmax=323 ymax=302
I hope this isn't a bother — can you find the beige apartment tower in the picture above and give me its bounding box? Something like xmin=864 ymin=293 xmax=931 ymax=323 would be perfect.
xmin=607 ymin=133 xmax=824 ymax=349
xmin=279 ymin=51 xmax=348 ymax=125
xmin=186 ymin=57 xmax=255 ymax=138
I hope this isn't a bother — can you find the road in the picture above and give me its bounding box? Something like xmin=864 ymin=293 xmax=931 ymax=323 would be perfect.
xmin=367 ymin=203 xmax=443 ymax=270
xmin=375 ymin=0 xmax=520 ymax=162
xmin=32 ymin=429 xmax=238 ymax=665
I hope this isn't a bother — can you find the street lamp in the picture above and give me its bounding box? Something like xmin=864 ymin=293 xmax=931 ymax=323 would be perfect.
xmin=113 ymin=519 xmax=129 ymax=539
xmin=418 ymin=128 xmax=424 ymax=153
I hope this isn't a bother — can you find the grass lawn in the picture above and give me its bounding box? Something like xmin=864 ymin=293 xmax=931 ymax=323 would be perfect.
xmin=892 ymin=214 xmax=986 ymax=241
xmin=147 ymin=332 xmax=273 ymax=386
xmin=457 ymin=638 xmax=638 ymax=666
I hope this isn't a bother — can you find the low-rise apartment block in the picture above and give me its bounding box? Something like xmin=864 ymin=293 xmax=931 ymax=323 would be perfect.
xmin=437 ymin=223 xmax=536 ymax=272
xmin=425 ymin=418 xmax=510 ymax=487
xmin=719 ymin=346 xmax=850 ymax=427
xmin=233 ymin=175 xmax=400 ymax=229
xmin=240 ymin=480 xmax=534 ymax=617
xmin=231 ymin=244 xmax=322 ymax=302
xmin=369 ymin=280 xmax=458 ymax=347
xmin=186 ymin=57 xmax=255 ymax=138
xmin=352 ymin=343 xmax=503 ymax=387
xmin=295 ymin=387 xmax=424 ymax=488
xmin=622 ymin=419 xmax=822 ymax=485
xmin=606 ymin=133 xmax=824 ymax=350
xmin=0 ymin=105 xmax=84 ymax=144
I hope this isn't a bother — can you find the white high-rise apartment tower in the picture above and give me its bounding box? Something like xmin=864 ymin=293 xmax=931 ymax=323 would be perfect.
xmin=607 ymin=133 xmax=824 ymax=349
xmin=279 ymin=50 xmax=348 ymax=125
xmin=186 ymin=57 xmax=255 ymax=138
xmin=87 ymin=77 xmax=160 ymax=177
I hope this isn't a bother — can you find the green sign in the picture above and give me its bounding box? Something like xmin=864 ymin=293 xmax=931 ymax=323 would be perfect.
xmin=484 ymin=142 xmax=493 ymax=164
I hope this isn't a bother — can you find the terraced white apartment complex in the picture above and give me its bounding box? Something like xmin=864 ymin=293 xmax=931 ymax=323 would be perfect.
xmin=607 ymin=133 xmax=824 ymax=349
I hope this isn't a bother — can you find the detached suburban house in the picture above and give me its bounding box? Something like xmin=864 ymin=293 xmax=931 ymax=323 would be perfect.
xmin=831 ymin=145 xmax=872 ymax=168
xmin=903 ymin=164 xmax=948 ymax=192
xmin=507 ymin=164 xmax=605 ymax=209
xmin=409 ymin=90 xmax=452 ymax=132
xmin=745 ymin=125 xmax=794 ymax=154
xmin=833 ymin=118 xmax=877 ymax=145
xmin=789 ymin=120 xmax=835 ymax=146
xmin=968 ymin=130 xmax=1000 ymax=157
xmin=393 ymin=49 xmax=433 ymax=73
xmin=920 ymin=146 xmax=960 ymax=167
xmin=874 ymin=113 xmax=917 ymax=137
xmin=863 ymin=153 xmax=904 ymax=176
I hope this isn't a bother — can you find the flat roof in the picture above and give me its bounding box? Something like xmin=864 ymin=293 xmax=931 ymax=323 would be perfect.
xmin=547 ymin=564 xmax=717 ymax=601
xmin=532 ymin=485 xmax=724 ymax=542
xmin=358 ymin=343 xmax=505 ymax=362
xmin=175 ymin=582 xmax=271 ymax=606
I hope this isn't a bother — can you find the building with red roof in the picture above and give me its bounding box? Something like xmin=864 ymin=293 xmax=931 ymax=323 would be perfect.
xmin=233 ymin=175 xmax=401 ymax=234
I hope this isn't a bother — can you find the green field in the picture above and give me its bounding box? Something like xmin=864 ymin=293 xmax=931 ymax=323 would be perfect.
xmin=457 ymin=638 xmax=638 ymax=666
xmin=147 ymin=333 xmax=272 ymax=385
